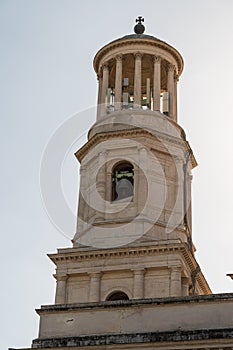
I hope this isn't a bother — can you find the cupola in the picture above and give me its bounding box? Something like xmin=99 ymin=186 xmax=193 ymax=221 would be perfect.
xmin=94 ymin=17 xmax=183 ymax=122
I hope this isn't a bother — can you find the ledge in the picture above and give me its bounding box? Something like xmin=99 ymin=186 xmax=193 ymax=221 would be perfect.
xmin=37 ymin=293 xmax=233 ymax=314
xmin=32 ymin=328 xmax=233 ymax=348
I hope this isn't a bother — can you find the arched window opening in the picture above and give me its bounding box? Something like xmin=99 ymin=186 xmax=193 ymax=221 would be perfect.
xmin=106 ymin=291 xmax=129 ymax=301
xmin=112 ymin=162 xmax=134 ymax=201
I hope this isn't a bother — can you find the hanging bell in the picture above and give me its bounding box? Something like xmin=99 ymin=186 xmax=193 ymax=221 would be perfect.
xmin=116 ymin=178 xmax=133 ymax=200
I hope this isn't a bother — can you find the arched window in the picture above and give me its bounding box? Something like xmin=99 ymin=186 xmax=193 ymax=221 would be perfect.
xmin=106 ymin=291 xmax=129 ymax=301
xmin=112 ymin=162 xmax=134 ymax=201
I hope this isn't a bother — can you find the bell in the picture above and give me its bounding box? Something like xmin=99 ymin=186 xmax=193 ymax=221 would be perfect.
xmin=116 ymin=178 xmax=133 ymax=200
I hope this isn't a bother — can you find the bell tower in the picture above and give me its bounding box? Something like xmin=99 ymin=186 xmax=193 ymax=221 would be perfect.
xmin=47 ymin=18 xmax=211 ymax=304
xmin=14 ymin=18 xmax=233 ymax=350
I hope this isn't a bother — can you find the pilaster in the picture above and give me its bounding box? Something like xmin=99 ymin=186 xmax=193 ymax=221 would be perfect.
xmin=54 ymin=274 xmax=67 ymax=304
xmin=170 ymin=266 xmax=182 ymax=297
xmin=89 ymin=272 xmax=101 ymax=302
xmin=133 ymin=269 xmax=145 ymax=298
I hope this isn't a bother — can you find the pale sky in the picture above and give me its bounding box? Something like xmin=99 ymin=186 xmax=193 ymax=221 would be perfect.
xmin=1 ymin=1 xmax=233 ymax=349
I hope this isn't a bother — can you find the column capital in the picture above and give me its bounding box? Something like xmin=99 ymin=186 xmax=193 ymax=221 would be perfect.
xmin=153 ymin=55 xmax=161 ymax=63
xmin=182 ymin=276 xmax=190 ymax=283
xmin=102 ymin=62 xmax=109 ymax=71
xmin=115 ymin=54 xmax=123 ymax=62
xmin=170 ymin=265 xmax=182 ymax=272
xmin=89 ymin=272 xmax=102 ymax=278
xmin=134 ymin=51 xmax=143 ymax=59
xmin=168 ymin=63 xmax=176 ymax=73
xmin=54 ymin=274 xmax=68 ymax=281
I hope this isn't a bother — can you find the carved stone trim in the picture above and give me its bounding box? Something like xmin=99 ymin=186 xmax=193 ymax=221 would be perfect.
xmin=75 ymin=128 xmax=197 ymax=168
xmin=93 ymin=38 xmax=184 ymax=76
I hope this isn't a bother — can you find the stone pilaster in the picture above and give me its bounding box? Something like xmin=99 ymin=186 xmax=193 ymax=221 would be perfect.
xmin=133 ymin=269 xmax=145 ymax=299
xmin=182 ymin=276 xmax=190 ymax=296
xmin=89 ymin=272 xmax=101 ymax=302
xmin=54 ymin=274 xmax=67 ymax=304
xmin=134 ymin=52 xmax=142 ymax=108
xmin=153 ymin=56 xmax=161 ymax=111
xmin=170 ymin=267 xmax=182 ymax=297
xmin=96 ymin=152 xmax=107 ymax=221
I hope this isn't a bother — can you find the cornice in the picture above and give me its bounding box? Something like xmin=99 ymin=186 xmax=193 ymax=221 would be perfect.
xmin=93 ymin=36 xmax=184 ymax=77
xmin=74 ymin=127 xmax=197 ymax=168
xmin=48 ymin=242 xmax=211 ymax=295
xmin=37 ymin=293 xmax=233 ymax=315
xmin=48 ymin=244 xmax=182 ymax=264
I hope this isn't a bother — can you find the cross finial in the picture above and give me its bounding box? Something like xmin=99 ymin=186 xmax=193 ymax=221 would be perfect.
xmin=136 ymin=16 xmax=144 ymax=24
xmin=134 ymin=16 xmax=145 ymax=34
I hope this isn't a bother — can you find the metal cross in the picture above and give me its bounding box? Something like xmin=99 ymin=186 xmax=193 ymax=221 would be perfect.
xmin=136 ymin=16 xmax=144 ymax=24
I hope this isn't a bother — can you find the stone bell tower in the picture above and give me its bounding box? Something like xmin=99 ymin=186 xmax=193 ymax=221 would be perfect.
xmin=26 ymin=18 xmax=233 ymax=350
xmin=46 ymin=18 xmax=212 ymax=307
xmin=61 ymin=16 xmax=211 ymax=302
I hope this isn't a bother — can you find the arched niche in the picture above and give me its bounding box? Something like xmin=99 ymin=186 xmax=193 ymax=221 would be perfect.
xmin=111 ymin=161 xmax=134 ymax=201
xmin=106 ymin=291 xmax=129 ymax=301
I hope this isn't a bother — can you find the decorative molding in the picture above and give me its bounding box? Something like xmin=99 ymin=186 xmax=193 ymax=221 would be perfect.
xmin=37 ymin=292 xmax=233 ymax=313
xmin=175 ymin=74 xmax=179 ymax=82
xmin=48 ymin=242 xmax=211 ymax=295
xmin=74 ymin=127 xmax=197 ymax=168
xmin=93 ymin=38 xmax=184 ymax=77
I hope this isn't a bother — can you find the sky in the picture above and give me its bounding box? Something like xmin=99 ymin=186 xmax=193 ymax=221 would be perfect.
xmin=1 ymin=0 xmax=233 ymax=349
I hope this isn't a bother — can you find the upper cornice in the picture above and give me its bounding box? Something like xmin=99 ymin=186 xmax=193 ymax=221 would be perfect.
xmin=93 ymin=33 xmax=184 ymax=77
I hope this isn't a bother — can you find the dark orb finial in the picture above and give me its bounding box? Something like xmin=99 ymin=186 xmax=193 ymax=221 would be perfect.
xmin=134 ymin=16 xmax=145 ymax=34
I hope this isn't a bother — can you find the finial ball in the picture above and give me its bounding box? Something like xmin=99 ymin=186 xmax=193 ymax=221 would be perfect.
xmin=134 ymin=16 xmax=145 ymax=34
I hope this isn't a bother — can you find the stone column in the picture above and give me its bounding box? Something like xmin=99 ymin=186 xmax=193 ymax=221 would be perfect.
xmin=89 ymin=272 xmax=101 ymax=302
xmin=55 ymin=274 xmax=67 ymax=304
xmin=167 ymin=64 xmax=175 ymax=119
xmin=170 ymin=267 xmax=182 ymax=297
xmin=173 ymin=74 xmax=178 ymax=122
xmin=114 ymin=54 xmax=122 ymax=110
xmin=134 ymin=52 xmax=142 ymax=108
xmin=97 ymin=74 xmax=103 ymax=120
xmin=101 ymin=63 xmax=109 ymax=117
xmin=153 ymin=56 xmax=161 ymax=111
xmin=133 ymin=269 xmax=145 ymax=299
